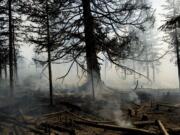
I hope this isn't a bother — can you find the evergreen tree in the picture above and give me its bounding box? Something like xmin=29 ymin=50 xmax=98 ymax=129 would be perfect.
xmin=23 ymin=0 xmax=64 ymax=105
xmin=23 ymin=0 xmax=154 ymax=99
xmin=160 ymin=0 xmax=180 ymax=89
xmin=0 ymin=0 xmax=24 ymax=96
xmin=53 ymin=0 xmax=154 ymax=96
xmin=0 ymin=1 xmax=9 ymax=80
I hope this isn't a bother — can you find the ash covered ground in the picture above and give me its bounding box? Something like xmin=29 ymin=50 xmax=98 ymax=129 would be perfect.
xmin=0 ymin=84 xmax=180 ymax=135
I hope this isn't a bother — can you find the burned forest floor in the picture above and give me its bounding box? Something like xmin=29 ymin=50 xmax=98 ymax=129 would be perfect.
xmin=0 ymin=87 xmax=180 ymax=135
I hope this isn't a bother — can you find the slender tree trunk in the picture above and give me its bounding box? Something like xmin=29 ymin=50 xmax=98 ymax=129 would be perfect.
xmin=104 ymin=59 xmax=107 ymax=81
xmin=46 ymin=0 xmax=53 ymax=106
xmin=82 ymin=0 xmax=101 ymax=99
xmin=152 ymin=63 xmax=155 ymax=82
xmin=150 ymin=44 xmax=155 ymax=82
xmin=2 ymin=57 xmax=7 ymax=79
xmin=12 ymin=20 xmax=18 ymax=81
xmin=14 ymin=49 xmax=18 ymax=80
xmin=145 ymin=46 xmax=149 ymax=80
xmin=133 ymin=59 xmax=136 ymax=84
xmin=173 ymin=0 xmax=180 ymax=90
xmin=8 ymin=0 xmax=14 ymax=97
xmin=0 ymin=63 xmax=2 ymax=80
xmin=175 ymin=27 xmax=180 ymax=90
xmin=4 ymin=64 xmax=7 ymax=79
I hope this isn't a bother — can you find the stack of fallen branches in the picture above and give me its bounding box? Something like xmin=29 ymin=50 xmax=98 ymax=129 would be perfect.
xmin=35 ymin=111 xmax=159 ymax=135
xmin=1 ymin=108 xmax=180 ymax=135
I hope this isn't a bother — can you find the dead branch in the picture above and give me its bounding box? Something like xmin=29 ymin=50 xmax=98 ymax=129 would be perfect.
xmin=156 ymin=120 xmax=169 ymax=135
xmin=158 ymin=103 xmax=180 ymax=109
xmin=133 ymin=80 xmax=139 ymax=90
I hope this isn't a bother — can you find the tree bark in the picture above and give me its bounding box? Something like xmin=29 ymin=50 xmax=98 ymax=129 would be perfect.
xmin=12 ymin=20 xmax=18 ymax=81
xmin=175 ymin=27 xmax=180 ymax=90
xmin=8 ymin=0 xmax=14 ymax=97
xmin=173 ymin=0 xmax=180 ymax=90
xmin=14 ymin=48 xmax=18 ymax=80
xmin=173 ymin=0 xmax=180 ymax=91
xmin=4 ymin=63 xmax=7 ymax=79
xmin=0 ymin=63 xmax=2 ymax=80
xmin=82 ymin=0 xmax=101 ymax=98
xmin=46 ymin=0 xmax=53 ymax=106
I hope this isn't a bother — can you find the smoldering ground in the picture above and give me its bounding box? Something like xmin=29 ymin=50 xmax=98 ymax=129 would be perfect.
xmin=0 ymin=59 xmax=179 ymax=128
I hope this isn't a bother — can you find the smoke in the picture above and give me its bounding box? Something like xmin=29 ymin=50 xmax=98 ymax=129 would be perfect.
xmin=129 ymin=91 xmax=140 ymax=104
xmin=99 ymin=100 xmax=133 ymax=127
xmin=80 ymin=73 xmax=140 ymax=127
xmin=0 ymin=80 xmax=9 ymax=96
xmin=20 ymin=74 xmax=49 ymax=91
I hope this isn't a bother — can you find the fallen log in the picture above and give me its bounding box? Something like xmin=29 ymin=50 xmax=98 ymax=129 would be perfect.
xmin=40 ymin=110 xmax=114 ymax=124
xmin=174 ymin=103 xmax=180 ymax=107
xmin=41 ymin=111 xmax=116 ymax=127
xmin=41 ymin=109 xmax=115 ymax=125
xmin=41 ymin=111 xmax=66 ymax=118
xmin=156 ymin=120 xmax=169 ymax=135
xmin=130 ymin=102 xmax=141 ymax=107
xmin=168 ymin=127 xmax=180 ymax=134
xmin=133 ymin=121 xmax=155 ymax=126
xmin=147 ymin=112 xmax=164 ymax=114
xmin=158 ymin=103 xmax=179 ymax=109
xmin=74 ymin=120 xmax=156 ymax=135
xmin=40 ymin=123 xmax=75 ymax=135
xmin=76 ymin=118 xmax=115 ymax=125
xmin=65 ymin=111 xmax=115 ymax=124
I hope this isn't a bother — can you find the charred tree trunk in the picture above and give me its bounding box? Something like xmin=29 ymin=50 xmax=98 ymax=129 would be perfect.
xmin=145 ymin=46 xmax=149 ymax=80
xmin=133 ymin=59 xmax=136 ymax=84
xmin=46 ymin=0 xmax=53 ymax=106
xmin=175 ymin=27 xmax=180 ymax=90
xmin=0 ymin=63 xmax=2 ymax=80
xmin=173 ymin=1 xmax=180 ymax=90
xmin=152 ymin=63 xmax=155 ymax=82
xmin=8 ymin=0 xmax=14 ymax=97
xmin=4 ymin=63 xmax=7 ymax=79
xmin=82 ymin=0 xmax=101 ymax=98
xmin=151 ymin=44 xmax=155 ymax=82
xmin=13 ymin=49 xmax=18 ymax=80
xmin=12 ymin=20 xmax=18 ymax=81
